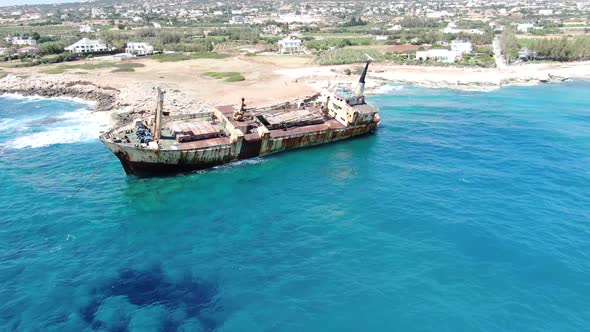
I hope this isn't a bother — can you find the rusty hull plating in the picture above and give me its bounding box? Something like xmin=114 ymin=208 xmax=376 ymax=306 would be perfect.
xmin=100 ymin=61 xmax=380 ymax=175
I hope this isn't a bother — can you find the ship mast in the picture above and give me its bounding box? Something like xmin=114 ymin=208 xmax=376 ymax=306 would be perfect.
xmin=153 ymin=88 xmax=165 ymax=140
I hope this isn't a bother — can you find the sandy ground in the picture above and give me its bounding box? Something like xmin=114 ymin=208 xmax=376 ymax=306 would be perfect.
xmin=278 ymin=61 xmax=590 ymax=91
xmin=2 ymin=54 xmax=590 ymax=123
xmin=1 ymin=55 xmax=318 ymax=108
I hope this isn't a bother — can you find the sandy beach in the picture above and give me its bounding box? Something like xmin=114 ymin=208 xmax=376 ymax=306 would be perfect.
xmin=1 ymin=55 xmax=589 ymax=125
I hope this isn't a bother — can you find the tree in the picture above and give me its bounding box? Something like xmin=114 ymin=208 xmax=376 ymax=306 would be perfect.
xmin=39 ymin=42 xmax=65 ymax=55
xmin=500 ymin=29 xmax=518 ymax=62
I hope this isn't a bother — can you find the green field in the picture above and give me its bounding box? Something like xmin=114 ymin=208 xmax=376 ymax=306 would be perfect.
xmin=44 ymin=61 xmax=145 ymax=74
xmin=205 ymin=71 xmax=245 ymax=82
xmin=316 ymin=48 xmax=384 ymax=65
xmin=150 ymin=52 xmax=229 ymax=62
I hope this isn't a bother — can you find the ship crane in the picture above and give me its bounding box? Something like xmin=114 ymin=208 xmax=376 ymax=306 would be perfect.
xmin=353 ymin=55 xmax=374 ymax=102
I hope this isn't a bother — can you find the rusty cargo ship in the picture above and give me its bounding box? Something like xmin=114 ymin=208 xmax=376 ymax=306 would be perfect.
xmin=100 ymin=60 xmax=380 ymax=175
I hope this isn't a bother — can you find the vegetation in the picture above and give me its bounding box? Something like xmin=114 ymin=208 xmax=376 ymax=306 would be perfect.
xmin=519 ymin=36 xmax=590 ymax=61
xmin=38 ymin=42 xmax=66 ymax=55
xmin=457 ymin=54 xmax=495 ymax=67
xmin=205 ymin=71 xmax=245 ymax=82
xmin=500 ymin=30 xmax=519 ymax=61
xmin=111 ymin=67 xmax=135 ymax=72
xmin=502 ymin=29 xmax=590 ymax=62
xmin=44 ymin=68 xmax=65 ymax=74
xmin=44 ymin=61 xmax=145 ymax=74
xmin=456 ymin=20 xmax=487 ymax=29
xmin=316 ymin=48 xmax=383 ymax=65
xmin=305 ymin=37 xmax=373 ymax=51
xmin=207 ymin=27 xmax=261 ymax=44
xmin=150 ymin=52 xmax=229 ymax=62
xmin=399 ymin=16 xmax=444 ymax=28
xmin=340 ymin=17 xmax=367 ymax=27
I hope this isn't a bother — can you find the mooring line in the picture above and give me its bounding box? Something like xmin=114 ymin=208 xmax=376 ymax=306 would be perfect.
xmin=68 ymin=156 xmax=108 ymax=199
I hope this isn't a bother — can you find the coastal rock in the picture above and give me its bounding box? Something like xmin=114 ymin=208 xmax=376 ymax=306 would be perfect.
xmin=0 ymin=74 xmax=213 ymax=126
xmin=0 ymin=75 xmax=118 ymax=112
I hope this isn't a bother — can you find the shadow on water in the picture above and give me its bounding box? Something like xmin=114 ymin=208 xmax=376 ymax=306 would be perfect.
xmin=80 ymin=264 xmax=221 ymax=331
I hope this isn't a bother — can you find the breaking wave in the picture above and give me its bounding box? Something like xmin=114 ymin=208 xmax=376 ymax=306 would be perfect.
xmin=370 ymin=84 xmax=405 ymax=95
xmin=0 ymin=96 xmax=110 ymax=150
xmin=7 ymin=109 xmax=110 ymax=149
xmin=0 ymin=93 xmax=97 ymax=107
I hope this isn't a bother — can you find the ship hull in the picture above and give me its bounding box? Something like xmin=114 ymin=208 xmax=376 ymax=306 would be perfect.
xmin=102 ymin=123 xmax=377 ymax=176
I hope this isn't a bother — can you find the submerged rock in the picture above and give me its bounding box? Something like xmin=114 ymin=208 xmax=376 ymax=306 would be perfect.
xmin=79 ymin=265 xmax=222 ymax=331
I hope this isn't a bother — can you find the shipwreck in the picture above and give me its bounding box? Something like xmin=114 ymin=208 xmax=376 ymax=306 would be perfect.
xmin=100 ymin=60 xmax=381 ymax=175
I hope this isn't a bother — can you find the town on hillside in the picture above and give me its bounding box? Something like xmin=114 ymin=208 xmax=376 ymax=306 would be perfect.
xmin=0 ymin=0 xmax=589 ymax=70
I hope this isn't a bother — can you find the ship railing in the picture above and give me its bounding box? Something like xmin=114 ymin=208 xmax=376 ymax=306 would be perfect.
xmin=100 ymin=112 xmax=215 ymax=141
xmin=100 ymin=123 xmax=134 ymax=140
xmin=163 ymin=111 xmax=214 ymax=123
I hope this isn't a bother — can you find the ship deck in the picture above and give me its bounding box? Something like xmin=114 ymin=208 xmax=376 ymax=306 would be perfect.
xmin=216 ymin=105 xmax=344 ymax=142
xmin=106 ymin=99 xmax=374 ymax=153
xmin=108 ymin=116 xmax=230 ymax=151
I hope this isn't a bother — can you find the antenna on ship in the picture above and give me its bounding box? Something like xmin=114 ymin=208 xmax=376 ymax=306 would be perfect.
xmin=355 ymin=54 xmax=373 ymax=98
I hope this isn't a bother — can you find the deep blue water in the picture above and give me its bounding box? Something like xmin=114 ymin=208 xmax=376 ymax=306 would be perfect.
xmin=1 ymin=82 xmax=590 ymax=331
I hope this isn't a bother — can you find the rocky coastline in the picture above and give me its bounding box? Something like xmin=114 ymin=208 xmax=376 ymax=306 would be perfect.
xmin=0 ymin=75 xmax=119 ymax=112
xmin=0 ymin=74 xmax=211 ymax=125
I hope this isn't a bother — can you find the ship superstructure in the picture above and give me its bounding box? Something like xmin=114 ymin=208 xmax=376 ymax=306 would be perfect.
xmin=100 ymin=60 xmax=380 ymax=175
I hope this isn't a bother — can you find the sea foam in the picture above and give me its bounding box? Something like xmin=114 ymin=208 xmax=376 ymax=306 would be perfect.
xmin=10 ymin=110 xmax=109 ymax=149
xmin=0 ymin=93 xmax=97 ymax=107
xmin=370 ymin=84 xmax=405 ymax=95
xmin=1 ymin=105 xmax=110 ymax=150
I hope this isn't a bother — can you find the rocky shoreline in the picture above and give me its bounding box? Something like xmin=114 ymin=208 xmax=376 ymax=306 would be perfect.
xmin=369 ymin=75 xmax=571 ymax=92
xmin=282 ymin=61 xmax=590 ymax=93
xmin=0 ymin=74 xmax=211 ymax=125
xmin=0 ymin=76 xmax=121 ymax=112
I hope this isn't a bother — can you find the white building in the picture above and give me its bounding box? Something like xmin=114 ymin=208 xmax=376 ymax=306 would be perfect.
xmin=517 ymin=23 xmax=535 ymax=33
xmin=79 ymin=25 xmax=95 ymax=33
xmin=450 ymin=40 xmax=473 ymax=55
xmin=539 ymin=9 xmax=553 ymax=16
xmin=65 ymin=38 xmax=112 ymax=54
xmin=416 ymin=49 xmax=460 ymax=63
xmin=17 ymin=46 xmax=39 ymax=54
xmin=230 ymin=16 xmax=245 ymax=24
xmin=125 ymin=42 xmax=154 ymax=55
xmin=468 ymin=29 xmax=485 ymax=35
xmin=443 ymin=22 xmax=458 ymax=34
xmin=278 ymin=37 xmax=303 ymax=54
xmin=443 ymin=26 xmax=459 ymax=34
xmin=5 ymin=36 xmax=37 ymax=46
xmin=426 ymin=10 xmax=454 ymax=18
xmin=262 ymin=25 xmax=282 ymax=35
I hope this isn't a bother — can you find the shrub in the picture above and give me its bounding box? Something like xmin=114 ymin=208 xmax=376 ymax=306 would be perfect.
xmin=151 ymin=52 xmax=229 ymax=62
xmin=111 ymin=67 xmax=135 ymax=72
xmin=316 ymin=48 xmax=383 ymax=65
xmin=205 ymin=71 xmax=245 ymax=82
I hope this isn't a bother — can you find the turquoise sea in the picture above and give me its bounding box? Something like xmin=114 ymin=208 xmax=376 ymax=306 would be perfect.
xmin=1 ymin=82 xmax=590 ymax=331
